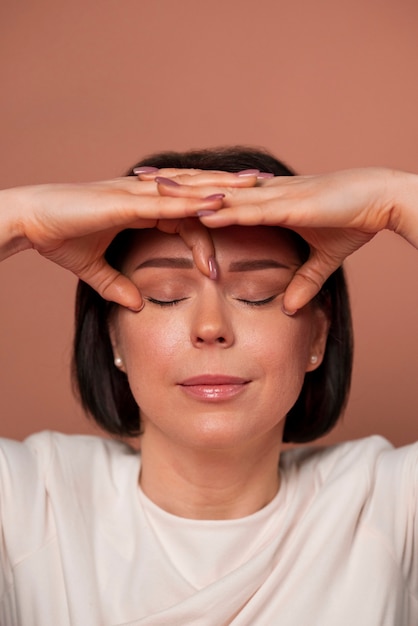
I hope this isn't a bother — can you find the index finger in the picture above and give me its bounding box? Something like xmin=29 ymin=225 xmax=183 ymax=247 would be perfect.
xmin=138 ymin=168 xmax=262 ymax=188
xmin=156 ymin=217 xmax=216 ymax=278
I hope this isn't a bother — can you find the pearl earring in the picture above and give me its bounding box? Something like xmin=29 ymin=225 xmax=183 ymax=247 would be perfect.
xmin=310 ymin=355 xmax=318 ymax=364
xmin=114 ymin=356 xmax=124 ymax=369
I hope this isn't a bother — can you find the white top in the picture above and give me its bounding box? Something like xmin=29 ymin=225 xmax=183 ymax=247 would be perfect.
xmin=0 ymin=431 xmax=417 ymax=625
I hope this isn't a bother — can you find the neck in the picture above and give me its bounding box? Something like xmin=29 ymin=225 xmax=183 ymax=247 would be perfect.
xmin=139 ymin=428 xmax=283 ymax=520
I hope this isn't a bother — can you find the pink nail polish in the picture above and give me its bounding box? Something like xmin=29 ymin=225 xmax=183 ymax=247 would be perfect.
xmin=257 ymin=172 xmax=274 ymax=179
xmin=155 ymin=176 xmax=180 ymax=186
xmin=197 ymin=209 xmax=217 ymax=217
xmin=133 ymin=166 xmax=159 ymax=175
xmin=237 ymin=169 xmax=260 ymax=177
xmin=208 ymin=256 xmax=219 ymax=280
xmin=204 ymin=193 xmax=225 ymax=201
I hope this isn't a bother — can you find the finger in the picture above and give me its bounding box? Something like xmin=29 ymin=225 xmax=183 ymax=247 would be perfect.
xmin=130 ymin=191 xmax=225 ymax=216
xmin=156 ymin=218 xmax=215 ymax=278
xmin=159 ymin=171 xmax=261 ymax=188
xmin=154 ymin=181 xmax=256 ymax=206
xmin=137 ymin=167 xmax=259 ymax=179
xmin=192 ymin=183 xmax=302 ymax=227
xmin=42 ymin=194 xmax=225 ymax=242
xmin=283 ymin=274 xmax=323 ymax=314
xmin=196 ymin=200 xmax=345 ymax=231
xmin=135 ymin=167 xmax=201 ymax=180
xmin=282 ymin=256 xmax=338 ymax=313
xmin=137 ymin=167 xmax=262 ymax=188
xmin=197 ymin=203 xmax=273 ymax=228
xmin=177 ymin=218 xmax=215 ymax=278
xmin=79 ymin=260 xmax=144 ymax=310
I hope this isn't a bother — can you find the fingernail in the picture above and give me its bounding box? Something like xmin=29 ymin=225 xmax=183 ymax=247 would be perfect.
xmin=133 ymin=166 xmax=159 ymax=175
xmin=204 ymin=193 xmax=225 ymax=201
xmin=237 ymin=169 xmax=260 ymax=177
xmin=155 ymin=176 xmax=180 ymax=186
xmin=208 ymin=256 xmax=219 ymax=280
xmin=257 ymin=172 xmax=274 ymax=179
xmin=197 ymin=209 xmax=217 ymax=217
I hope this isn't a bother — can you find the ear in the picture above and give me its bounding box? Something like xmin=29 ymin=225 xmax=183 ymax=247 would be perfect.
xmin=108 ymin=317 xmax=126 ymax=373
xmin=305 ymin=305 xmax=330 ymax=373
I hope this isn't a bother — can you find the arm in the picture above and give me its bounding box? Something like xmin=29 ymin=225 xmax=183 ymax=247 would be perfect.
xmin=0 ymin=178 xmax=226 ymax=309
xmin=154 ymin=167 xmax=418 ymax=312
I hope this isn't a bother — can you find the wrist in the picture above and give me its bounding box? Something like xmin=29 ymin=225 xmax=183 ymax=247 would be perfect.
xmin=0 ymin=187 xmax=33 ymax=261
xmin=388 ymin=170 xmax=418 ymax=249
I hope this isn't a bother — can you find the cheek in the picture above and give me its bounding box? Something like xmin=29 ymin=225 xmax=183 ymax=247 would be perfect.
xmin=116 ymin=313 xmax=187 ymax=388
xmin=246 ymin=315 xmax=313 ymax=402
xmin=243 ymin=314 xmax=312 ymax=367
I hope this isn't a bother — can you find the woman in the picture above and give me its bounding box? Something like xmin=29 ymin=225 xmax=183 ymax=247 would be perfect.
xmin=0 ymin=147 xmax=417 ymax=625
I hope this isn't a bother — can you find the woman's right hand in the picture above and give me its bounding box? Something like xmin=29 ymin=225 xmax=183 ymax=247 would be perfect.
xmin=0 ymin=177 xmax=230 ymax=310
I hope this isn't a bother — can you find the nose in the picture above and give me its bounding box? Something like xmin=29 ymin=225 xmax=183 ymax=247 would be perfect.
xmin=190 ymin=284 xmax=234 ymax=348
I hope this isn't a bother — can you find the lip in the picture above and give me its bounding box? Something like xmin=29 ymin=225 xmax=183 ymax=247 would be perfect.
xmin=178 ymin=375 xmax=250 ymax=401
xmin=180 ymin=375 xmax=249 ymax=386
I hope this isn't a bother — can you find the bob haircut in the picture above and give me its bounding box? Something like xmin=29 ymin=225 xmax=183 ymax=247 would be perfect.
xmin=72 ymin=146 xmax=353 ymax=444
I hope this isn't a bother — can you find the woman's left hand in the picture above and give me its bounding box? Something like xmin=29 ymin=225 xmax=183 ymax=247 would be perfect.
xmin=150 ymin=167 xmax=418 ymax=313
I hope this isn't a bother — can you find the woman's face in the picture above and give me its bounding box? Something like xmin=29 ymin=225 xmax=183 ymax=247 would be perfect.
xmin=110 ymin=226 xmax=329 ymax=451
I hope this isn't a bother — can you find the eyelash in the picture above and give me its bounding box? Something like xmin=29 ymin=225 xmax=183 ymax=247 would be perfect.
xmin=146 ymin=295 xmax=277 ymax=307
xmin=146 ymin=297 xmax=188 ymax=307
xmin=237 ymin=295 xmax=277 ymax=306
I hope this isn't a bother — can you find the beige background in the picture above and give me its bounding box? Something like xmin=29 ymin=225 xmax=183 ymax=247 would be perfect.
xmin=1 ymin=0 xmax=417 ymax=446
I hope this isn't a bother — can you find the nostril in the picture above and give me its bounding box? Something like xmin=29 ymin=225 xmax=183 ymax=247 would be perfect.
xmin=195 ymin=336 xmax=227 ymax=344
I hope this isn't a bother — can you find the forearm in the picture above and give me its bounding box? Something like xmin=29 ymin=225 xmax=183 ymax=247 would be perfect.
xmin=0 ymin=187 xmax=32 ymax=262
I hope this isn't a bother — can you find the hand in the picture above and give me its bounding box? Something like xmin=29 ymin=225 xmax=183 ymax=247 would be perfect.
xmin=1 ymin=177 xmax=229 ymax=309
xmin=155 ymin=167 xmax=418 ymax=312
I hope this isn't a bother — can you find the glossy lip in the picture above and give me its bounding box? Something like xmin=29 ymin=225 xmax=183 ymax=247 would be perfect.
xmin=178 ymin=375 xmax=250 ymax=401
xmin=180 ymin=375 xmax=249 ymax=386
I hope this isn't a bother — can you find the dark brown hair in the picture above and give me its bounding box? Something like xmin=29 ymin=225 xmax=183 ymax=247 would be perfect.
xmin=72 ymin=146 xmax=353 ymax=443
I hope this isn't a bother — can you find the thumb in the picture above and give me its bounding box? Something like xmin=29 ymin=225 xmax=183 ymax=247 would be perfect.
xmin=79 ymin=261 xmax=143 ymax=311
xmin=282 ymin=256 xmax=337 ymax=313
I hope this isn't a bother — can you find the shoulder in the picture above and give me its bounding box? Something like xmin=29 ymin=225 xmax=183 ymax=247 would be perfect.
xmin=0 ymin=431 xmax=140 ymax=559
xmin=0 ymin=429 xmax=135 ymax=469
xmin=24 ymin=429 xmax=137 ymax=463
xmin=280 ymin=436 xmax=418 ymax=537
xmin=280 ymin=435 xmax=393 ymax=475
xmin=0 ymin=430 xmax=140 ymax=501
xmin=280 ymin=435 xmax=418 ymax=495
xmin=280 ymin=437 xmax=418 ymax=602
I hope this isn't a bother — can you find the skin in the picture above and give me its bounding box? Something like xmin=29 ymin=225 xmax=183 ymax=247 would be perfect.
xmin=150 ymin=167 xmax=418 ymax=312
xmin=2 ymin=167 xmax=416 ymax=312
xmin=110 ymin=226 xmax=329 ymax=519
xmin=1 ymin=166 xmax=417 ymax=514
xmin=0 ymin=172 xmax=257 ymax=309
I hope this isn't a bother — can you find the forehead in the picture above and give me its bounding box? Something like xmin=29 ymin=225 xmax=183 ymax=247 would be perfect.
xmin=123 ymin=226 xmax=304 ymax=270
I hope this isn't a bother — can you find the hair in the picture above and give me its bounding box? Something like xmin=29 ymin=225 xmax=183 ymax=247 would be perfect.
xmin=72 ymin=146 xmax=353 ymax=443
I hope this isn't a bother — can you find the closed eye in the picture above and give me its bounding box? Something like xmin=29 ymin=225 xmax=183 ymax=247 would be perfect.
xmin=146 ymin=297 xmax=189 ymax=307
xmin=236 ymin=295 xmax=278 ymax=307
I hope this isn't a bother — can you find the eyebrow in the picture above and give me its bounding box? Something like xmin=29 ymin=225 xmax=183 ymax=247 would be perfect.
xmin=135 ymin=257 xmax=293 ymax=271
xmin=135 ymin=257 xmax=194 ymax=270
xmin=228 ymin=259 xmax=292 ymax=271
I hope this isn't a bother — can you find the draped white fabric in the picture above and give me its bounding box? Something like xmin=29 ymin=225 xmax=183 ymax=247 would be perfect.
xmin=0 ymin=431 xmax=417 ymax=625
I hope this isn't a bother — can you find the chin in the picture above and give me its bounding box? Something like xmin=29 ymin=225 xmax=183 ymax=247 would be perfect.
xmin=166 ymin=413 xmax=284 ymax=453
